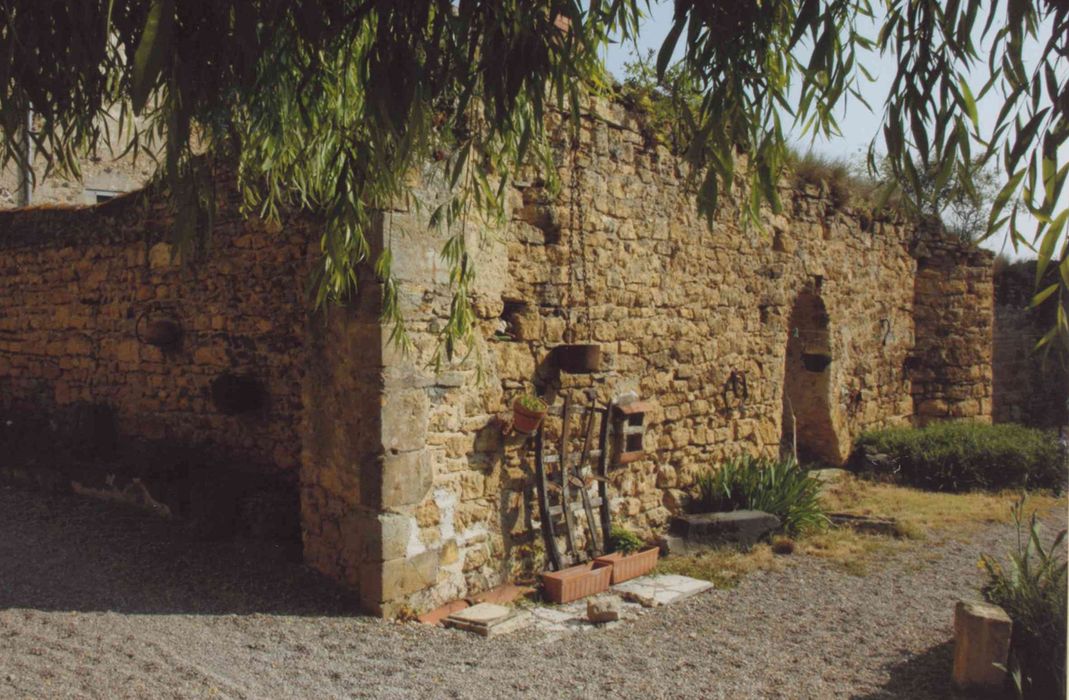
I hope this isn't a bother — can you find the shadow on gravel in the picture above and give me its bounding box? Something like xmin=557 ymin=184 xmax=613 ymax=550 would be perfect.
xmin=0 ymin=485 xmax=361 ymax=617
xmin=852 ymin=640 xmax=972 ymax=700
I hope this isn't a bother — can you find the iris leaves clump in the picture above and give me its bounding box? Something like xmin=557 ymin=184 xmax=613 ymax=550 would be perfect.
xmin=981 ymin=499 xmax=1067 ymax=699
xmin=696 ymin=454 xmax=829 ymax=535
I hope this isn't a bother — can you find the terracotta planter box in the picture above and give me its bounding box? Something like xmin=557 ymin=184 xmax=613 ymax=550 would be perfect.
xmin=542 ymin=562 xmax=612 ymax=604
xmin=594 ymin=547 xmax=659 ymax=584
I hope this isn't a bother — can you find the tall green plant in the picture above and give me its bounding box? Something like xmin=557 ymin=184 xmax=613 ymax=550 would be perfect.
xmin=981 ymin=499 xmax=1067 ymax=700
xmin=696 ymin=454 xmax=829 ymax=535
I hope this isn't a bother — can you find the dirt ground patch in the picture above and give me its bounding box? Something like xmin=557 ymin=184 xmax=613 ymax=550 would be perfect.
xmin=1 ymin=484 xmax=1065 ymax=699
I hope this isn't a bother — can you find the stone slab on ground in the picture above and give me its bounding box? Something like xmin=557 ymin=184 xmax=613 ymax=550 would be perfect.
xmin=612 ymin=574 xmax=713 ymax=608
xmin=828 ymin=512 xmax=902 ymax=537
xmin=443 ymin=603 xmax=533 ymax=638
xmin=670 ymin=510 xmax=780 ymax=548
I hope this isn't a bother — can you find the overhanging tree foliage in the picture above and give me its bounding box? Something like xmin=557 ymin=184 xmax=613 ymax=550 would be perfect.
xmin=0 ymin=1 xmax=1066 ymax=356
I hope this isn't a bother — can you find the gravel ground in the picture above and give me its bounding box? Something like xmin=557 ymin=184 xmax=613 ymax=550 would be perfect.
xmin=1 ymin=484 xmax=1065 ymax=699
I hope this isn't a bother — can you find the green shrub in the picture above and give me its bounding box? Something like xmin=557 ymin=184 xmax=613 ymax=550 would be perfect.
xmin=852 ymin=422 xmax=1065 ymax=492
xmin=981 ymin=499 xmax=1067 ymax=699
xmin=696 ymin=455 xmax=829 ymax=535
xmin=608 ymin=526 xmax=645 ymax=554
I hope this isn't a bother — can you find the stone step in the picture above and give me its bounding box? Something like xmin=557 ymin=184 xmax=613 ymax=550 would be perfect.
xmin=669 ymin=510 xmax=781 ymax=548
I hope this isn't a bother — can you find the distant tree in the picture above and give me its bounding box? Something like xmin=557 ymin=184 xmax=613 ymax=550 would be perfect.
xmin=0 ymin=1 xmax=1065 ymax=353
xmin=882 ymin=156 xmax=1002 ymax=244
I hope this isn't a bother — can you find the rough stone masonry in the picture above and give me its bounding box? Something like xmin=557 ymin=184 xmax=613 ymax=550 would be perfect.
xmin=0 ymin=98 xmax=995 ymax=616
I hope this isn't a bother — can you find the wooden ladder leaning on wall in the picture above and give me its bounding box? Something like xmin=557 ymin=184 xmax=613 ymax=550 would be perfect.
xmin=532 ymin=390 xmax=614 ymax=571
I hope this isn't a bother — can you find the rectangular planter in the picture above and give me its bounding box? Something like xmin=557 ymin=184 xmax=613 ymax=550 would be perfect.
xmin=541 ymin=562 xmax=612 ymax=604
xmin=593 ymin=547 xmax=659 ymax=584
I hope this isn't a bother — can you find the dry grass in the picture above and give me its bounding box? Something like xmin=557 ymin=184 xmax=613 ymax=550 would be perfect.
xmin=787 ymin=151 xmax=881 ymax=210
xmin=655 ymin=478 xmax=1067 ymax=586
xmin=821 ymin=478 xmax=1065 ymax=535
xmin=655 ymin=543 xmax=785 ymax=588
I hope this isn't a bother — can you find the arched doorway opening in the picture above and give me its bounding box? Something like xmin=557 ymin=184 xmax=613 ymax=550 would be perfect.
xmin=781 ymin=291 xmax=841 ymax=465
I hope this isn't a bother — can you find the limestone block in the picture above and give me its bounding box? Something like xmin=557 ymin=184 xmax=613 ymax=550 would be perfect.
xmin=375 ymin=512 xmax=414 ymax=562
xmin=364 ymin=549 xmax=441 ymax=604
xmin=380 ymin=449 xmax=432 ymax=508
xmin=587 ymin=594 xmax=622 ymax=623
xmin=381 ymin=389 xmax=429 ymax=453
xmin=952 ymin=600 xmax=1012 ymax=693
xmin=148 ymin=241 xmax=179 ymax=269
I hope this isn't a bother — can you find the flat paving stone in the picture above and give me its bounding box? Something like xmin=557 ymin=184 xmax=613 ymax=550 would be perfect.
xmin=612 ymin=574 xmax=713 ymax=608
xmin=443 ymin=603 xmax=533 ymax=637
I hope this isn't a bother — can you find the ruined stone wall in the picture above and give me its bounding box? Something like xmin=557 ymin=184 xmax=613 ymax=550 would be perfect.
xmin=0 ymin=185 xmax=395 ymax=609
xmin=992 ymin=261 xmax=1068 ymax=427
xmin=0 ymin=188 xmax=315 ymax=494
xmin=380 ymin=101 xmax=932 ymax=613
xmin=910 ymin=230 xmax=994 ymax=424
xmin=0 ymin=102 xmax=1000 ymax=616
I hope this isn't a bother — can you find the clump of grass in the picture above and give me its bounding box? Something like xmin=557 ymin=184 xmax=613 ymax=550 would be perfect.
xmin=655 ymin=544 xmax=782 ymax=588
xmin=981 ymin=498 xmax=1067 ymax=699
xmin=696 ymin=454 xmax=829 ymax=535
xmin=771 ymin=535 xmax=796 ymax=555
xmin=798 ymin=525 xmax=901 ymax=576
xmin=852 ymin=422 xmax=1065 ymax=492
xmin=608 ymin=525 xmax=645 ymax=554
xmin=786 ymin=149 xmax=888 ymax=210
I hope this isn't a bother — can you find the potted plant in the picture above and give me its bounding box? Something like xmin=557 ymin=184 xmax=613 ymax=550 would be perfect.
xmin=512 ymin=394 xmax=548 ymax=434
xmin=593 ymin=526 xmax=659 ymax=584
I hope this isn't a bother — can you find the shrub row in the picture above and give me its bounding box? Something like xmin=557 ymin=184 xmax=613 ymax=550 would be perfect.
xmin=851 ymin=422 xmax=1065 ymax=492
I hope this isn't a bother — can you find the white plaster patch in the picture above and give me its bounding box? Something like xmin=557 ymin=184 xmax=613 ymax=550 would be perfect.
xmin=405 ymin=516 xmax=426 ymax=558
xmin=434 ymin=487 xmax=457 ymax=542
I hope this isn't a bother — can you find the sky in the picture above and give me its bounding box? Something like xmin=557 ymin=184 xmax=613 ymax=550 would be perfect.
xmin=600 ymin=3 xmax=1066 ymax=260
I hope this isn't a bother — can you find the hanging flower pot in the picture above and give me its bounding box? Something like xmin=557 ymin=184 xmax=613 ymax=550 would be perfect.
xmin=141 ymin=319 xmax=182 ymax=347
xmin=512 ymin=394 xmax=547 ymax=434
xmin=135 ymin=304 xmax=183 ymax=349
xmin=801 ymin=352 xmax=833 ymax=372
xmin=552 ymin=343 xmax=602 ymax=374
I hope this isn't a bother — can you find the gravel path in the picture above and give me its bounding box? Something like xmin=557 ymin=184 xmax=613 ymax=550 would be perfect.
xmin=1 ymin=484 xmax=1065 ymax=699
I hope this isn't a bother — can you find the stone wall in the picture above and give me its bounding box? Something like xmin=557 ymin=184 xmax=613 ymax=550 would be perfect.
xmin=992 ymin=261 xmax=1068 ymax=427
xmin=373 ymin=101 xmax=991 ymax=614
xmin=910 ymin=228 xmax=995 ymax=424
xmin=0 ymin=100 xmax=999 ymax=616
xmin=0 ymin=186 xmax=316 ymax=529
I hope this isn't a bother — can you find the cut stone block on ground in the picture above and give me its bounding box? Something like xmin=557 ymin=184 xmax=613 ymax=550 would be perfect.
xmin=670 ymin=511 xmax=781 ymax=550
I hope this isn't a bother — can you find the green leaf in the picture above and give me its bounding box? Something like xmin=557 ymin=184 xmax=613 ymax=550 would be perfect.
xmin=131 ymin=0 xmax=175 ymax=115
xmin=959 ymin=77 xmax=979 ymax=128
xmin=656 ymin=15 xmax=686 ymax=79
